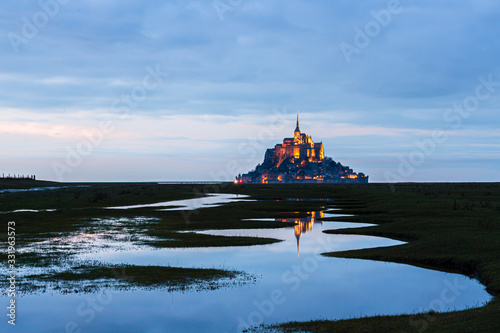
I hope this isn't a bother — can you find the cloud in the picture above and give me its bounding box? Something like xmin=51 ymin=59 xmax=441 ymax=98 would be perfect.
xmin=0 ymin=0 xmax=499 ymax=181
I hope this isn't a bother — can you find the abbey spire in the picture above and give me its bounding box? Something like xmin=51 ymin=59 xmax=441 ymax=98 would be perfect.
xmin=294 ymin=111 xmax=300 ymax=133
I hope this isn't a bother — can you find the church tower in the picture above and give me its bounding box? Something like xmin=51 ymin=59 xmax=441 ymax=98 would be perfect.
xmin=294 ymin=111 xmax=300 ymax=133
xmin=294 ymin=111 xmax=301 ymax=143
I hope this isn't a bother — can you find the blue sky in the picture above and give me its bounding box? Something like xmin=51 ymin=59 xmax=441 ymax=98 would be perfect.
xmin=1 ymin=0 xmax=499 ymax=182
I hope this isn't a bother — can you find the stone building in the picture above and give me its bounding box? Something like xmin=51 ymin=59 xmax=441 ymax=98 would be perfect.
xmin=264 ymin=113 xmax=324 ymax=167
xmin=236 ymin=112 xmax=368 ymax=184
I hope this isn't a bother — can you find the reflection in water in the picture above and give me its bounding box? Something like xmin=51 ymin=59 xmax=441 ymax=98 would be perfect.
xmin=21 ymin=208 xmax=490 ymax=333
xmin=244 ymin=211 xmax=358 ymax=257
xmin=105 ymin=193 xmax=251 ymax=210
xmin=271 ymin=211 xmax=325 ymax=257
xmin=0 ymin=194 xmax=493 ymax=333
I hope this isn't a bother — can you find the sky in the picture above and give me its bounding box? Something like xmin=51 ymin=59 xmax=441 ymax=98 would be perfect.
xmin=1 ymin=0 xmax=499 ymax=182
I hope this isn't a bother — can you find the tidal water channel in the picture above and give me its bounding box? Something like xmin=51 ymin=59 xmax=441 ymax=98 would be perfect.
xmin=2 ymin=193 xmax=492 ymax=333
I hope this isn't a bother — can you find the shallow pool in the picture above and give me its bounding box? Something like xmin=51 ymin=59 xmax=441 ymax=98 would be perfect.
xmin=1 ymin=196 xmax=493 ymax=333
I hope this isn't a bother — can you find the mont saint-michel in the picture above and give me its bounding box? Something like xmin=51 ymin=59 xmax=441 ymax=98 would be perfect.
xmin=236 ymin=113 xmax=368 ymax=184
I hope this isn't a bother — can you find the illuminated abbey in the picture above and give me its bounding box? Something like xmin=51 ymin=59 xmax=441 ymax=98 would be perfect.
xmin=267 ymin=113 xmax=325 ymax=165
xmin=236 ymin=112 xmax=368 ymax=183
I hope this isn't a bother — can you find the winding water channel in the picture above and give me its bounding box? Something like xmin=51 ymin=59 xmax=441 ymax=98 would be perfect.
xmin=3 ymin=193 xmax=492 ymax=333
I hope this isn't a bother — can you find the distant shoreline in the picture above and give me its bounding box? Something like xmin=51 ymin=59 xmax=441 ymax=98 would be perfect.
xmin=0 ymin=179 xmax=227 ymax=189
xmin=1 ymin=178 xmax=499 ymax=190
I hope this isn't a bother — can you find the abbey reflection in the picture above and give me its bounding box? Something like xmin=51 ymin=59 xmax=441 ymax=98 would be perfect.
xmin=275 ymin=211 xmax=325 ymax=257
